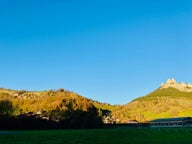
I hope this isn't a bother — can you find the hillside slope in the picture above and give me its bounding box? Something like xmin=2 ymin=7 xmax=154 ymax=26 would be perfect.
xmin=0 ymin=87 xmax=116 ymax=124
xmin=0 ymin=88 xmax=97 ymax=114
xmin=0 ymin=88 xmax=106 ymax=129
xmin=1 ymin=78 xmax=192 ymax=124
xmin=111 ymin=79 xmax=192 ymax=123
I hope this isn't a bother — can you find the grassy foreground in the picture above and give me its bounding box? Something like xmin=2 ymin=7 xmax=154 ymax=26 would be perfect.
xmin=1 ymin=128 xmax=192 ymax=144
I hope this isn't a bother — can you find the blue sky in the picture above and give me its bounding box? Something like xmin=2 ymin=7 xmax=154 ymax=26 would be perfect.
xmin=0 ymin=0 xmax=192 ymax=104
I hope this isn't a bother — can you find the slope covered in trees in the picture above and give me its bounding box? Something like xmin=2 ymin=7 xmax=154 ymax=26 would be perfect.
xmin=2 ymin=79 xmax=192 ymax=126
xmin=0 ymin=88 xmax=103 ymax=129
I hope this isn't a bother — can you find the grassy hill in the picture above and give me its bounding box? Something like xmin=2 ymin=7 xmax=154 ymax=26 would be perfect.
xmin=1 ymin=79 xmax=192 ymax=124
xmin=0 ymin=87 xmax=117 ymax=124
xmin=112 ymin=87 xmax=192 ymax=123
xmin=0 ymin=88 xmax=105 ymax=129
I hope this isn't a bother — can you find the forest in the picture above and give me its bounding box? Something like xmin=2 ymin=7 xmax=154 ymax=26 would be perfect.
xmin=0 ymin=88 xmax=104 ymax=129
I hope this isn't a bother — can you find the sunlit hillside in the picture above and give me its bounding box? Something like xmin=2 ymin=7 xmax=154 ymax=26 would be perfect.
xmin=112 ymin=79 xmax=192 ymax=123
xmin=0 ymin=88 xmax=96 ymax=114
xmin=1 ymin=79 xmax=192 ymax=124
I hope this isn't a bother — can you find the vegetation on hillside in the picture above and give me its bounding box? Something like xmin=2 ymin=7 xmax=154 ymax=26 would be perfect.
xmin=1 ymin=83 xmax=192 ymax=125
xmin=0 ymin=88 xmax=103 ymax=129
xmin=112 ymin=87 xmax=192 ymax=122
xmin=0 ymin=88 xmax=97 ymax=113
xmin=134 ymin=87 xmax=192 ymax=101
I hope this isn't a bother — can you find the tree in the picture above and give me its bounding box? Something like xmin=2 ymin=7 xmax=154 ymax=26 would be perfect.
xmin=0 ymin=100 xmax=14 ymax=116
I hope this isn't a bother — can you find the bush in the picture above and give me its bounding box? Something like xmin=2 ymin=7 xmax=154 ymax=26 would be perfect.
xmin=0 ymin=100 xmax=14 ymax=116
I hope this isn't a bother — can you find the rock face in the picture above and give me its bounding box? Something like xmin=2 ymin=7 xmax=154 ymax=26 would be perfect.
xmin=160 ymin=78 xmax=192 ymax=92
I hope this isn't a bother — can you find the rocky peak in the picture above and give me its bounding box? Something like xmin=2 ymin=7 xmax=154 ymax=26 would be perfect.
xmin=160 ymin=78 xmax=192 ymax=92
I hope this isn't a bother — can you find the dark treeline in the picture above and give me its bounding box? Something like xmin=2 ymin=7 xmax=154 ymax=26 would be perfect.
xmin=0 ymin=100 xmax=103 ymax=130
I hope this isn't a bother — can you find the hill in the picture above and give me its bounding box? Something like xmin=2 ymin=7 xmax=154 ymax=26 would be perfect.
xmin=1 ymin=78 xmax=192 ymax=125
xmin=0 ymin=88 xmax=95 ymax=113
xmin=0 ymin=88 xmax=105 ymax=129
xmin=111 ymin=78 xmax=192 ymax=123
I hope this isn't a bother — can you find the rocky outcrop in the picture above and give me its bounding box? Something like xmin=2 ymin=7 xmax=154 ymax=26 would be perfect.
xmin=160 ymin=78 xmax=192 ymax=92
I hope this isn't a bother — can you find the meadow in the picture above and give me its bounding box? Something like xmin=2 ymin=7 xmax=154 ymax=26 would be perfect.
xmin=1 ymin=128 xmax=192 ymax=144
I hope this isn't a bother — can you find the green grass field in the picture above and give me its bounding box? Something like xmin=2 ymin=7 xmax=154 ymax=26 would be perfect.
xmin=1 ymin=128 xmax=192 ymax=144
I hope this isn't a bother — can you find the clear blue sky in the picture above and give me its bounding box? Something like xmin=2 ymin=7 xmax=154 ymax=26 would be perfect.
xmin=0 ymin=0 xmax=192 ymax=104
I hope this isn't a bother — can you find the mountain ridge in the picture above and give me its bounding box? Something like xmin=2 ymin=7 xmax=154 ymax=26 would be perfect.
xmin=1 ymin=78 xmax=192 ymax=124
